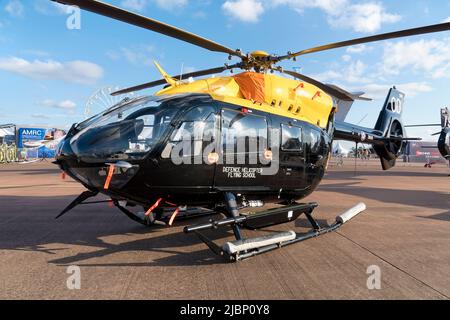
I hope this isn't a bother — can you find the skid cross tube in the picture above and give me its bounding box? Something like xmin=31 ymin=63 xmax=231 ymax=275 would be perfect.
xmin=235 ymin=222 xmax=342 ymax=261
xmin=184 ymin=202 xmax=320 ymax=261
xmin=184 ymin=202 xmax=366 ymax=261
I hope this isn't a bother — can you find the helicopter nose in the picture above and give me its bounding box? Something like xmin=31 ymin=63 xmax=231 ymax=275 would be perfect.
xmin=54 ymin=135 xmax=80 ymax=178
xmin=54 ymin=135 xmax=140 ymax=192
xmin=56 ymin=135 xmax=75 ymax=161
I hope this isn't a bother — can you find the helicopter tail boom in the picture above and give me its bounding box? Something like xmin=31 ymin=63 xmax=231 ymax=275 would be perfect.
xmin=334 ymin=87 xmax=414 ymax=170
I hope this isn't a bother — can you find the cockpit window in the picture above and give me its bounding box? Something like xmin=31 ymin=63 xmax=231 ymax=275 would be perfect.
xmin=70 ymin=96 xmax=181 ymax=162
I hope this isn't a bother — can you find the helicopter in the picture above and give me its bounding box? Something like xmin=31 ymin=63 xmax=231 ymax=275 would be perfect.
xmin=52 ymin=0 xmax=449 ymax=261
xmin=405 ymin=108 xmax=450 ymax=170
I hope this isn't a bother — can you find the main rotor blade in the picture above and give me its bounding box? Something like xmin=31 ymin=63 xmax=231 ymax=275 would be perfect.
xmin=111 ymin=64 xmax=239 ymax=96
xmin=53 ymin=0 xmax=243 ymax=58
xmin=278 ymin=22 xmax=450 ymax=60
xmin=280 ymin=70 xmax=358 ymax=101
xmin=404 ymin=124 xmax=441 ymax=128
xmin=326 ymin=84 xmax=372 ymax=101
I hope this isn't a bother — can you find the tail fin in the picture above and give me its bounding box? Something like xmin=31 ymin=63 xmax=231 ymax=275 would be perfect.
xmin=372 ymin=87 xmax=406 ymax=170
xmin=334 ymin=87 xmax=412 ymax=171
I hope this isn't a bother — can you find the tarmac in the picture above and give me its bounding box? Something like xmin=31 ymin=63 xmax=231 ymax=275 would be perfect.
xmin=0 ymin=160 xmax=449 ymax=299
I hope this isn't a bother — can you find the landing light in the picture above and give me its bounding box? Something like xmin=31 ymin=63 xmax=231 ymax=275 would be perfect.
xmin=264 ymin=149 xmax=273 ymax=161
xmin=207 ymin=152 xmax=219 ymax=164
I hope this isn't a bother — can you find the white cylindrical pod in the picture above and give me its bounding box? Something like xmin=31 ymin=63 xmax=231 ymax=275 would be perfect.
xmin=336 ymin=203 xmax=366 ymax=224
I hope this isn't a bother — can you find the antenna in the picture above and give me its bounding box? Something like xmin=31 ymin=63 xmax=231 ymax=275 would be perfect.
xmin=180 ymin=62 xmax=184 ymax=81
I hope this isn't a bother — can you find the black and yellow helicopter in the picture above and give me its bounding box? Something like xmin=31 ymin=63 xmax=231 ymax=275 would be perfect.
xmin=52 ymin=0 xmax=449 ymax=261
xmin=406 ymin=107 xmax=450 ymax=169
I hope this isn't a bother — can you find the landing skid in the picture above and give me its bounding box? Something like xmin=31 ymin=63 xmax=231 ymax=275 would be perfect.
xmin=184 ymin=201 xmax=367 ymax=262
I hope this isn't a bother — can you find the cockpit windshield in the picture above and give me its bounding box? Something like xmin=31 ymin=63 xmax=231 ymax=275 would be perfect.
xmin=70 ymin=96 xmax=181 ymax=163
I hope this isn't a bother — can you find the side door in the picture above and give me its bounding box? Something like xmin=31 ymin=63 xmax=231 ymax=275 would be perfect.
xmin=278 ymin=122 xmax=307 ymax=191
xmin=157 ymin=104 xmax=218 ymax=190
xmin=214 ymin=107 xmax=270 ymax=191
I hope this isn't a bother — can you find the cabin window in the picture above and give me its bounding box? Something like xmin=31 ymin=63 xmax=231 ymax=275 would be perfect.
xmin=303 ymin=126 xmax=322 ymax=154
xmin=171 ymin=106 xmax=216 ymax=142
xmin=281 ymin=124 xmax=302 ymax=152
xmin=182 ymin=105 xmax=215 ymax=122
xmin=169 ymin=108 xmax=216 ymax=157
xmin=221 ymin=109 xmax=268 ymax=156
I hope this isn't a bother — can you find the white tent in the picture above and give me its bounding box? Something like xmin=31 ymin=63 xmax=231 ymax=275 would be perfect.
xmin=0 ymin=127 xmax=14 ymax=137
xmin=333 ymin=142 xmax=350 ymax=157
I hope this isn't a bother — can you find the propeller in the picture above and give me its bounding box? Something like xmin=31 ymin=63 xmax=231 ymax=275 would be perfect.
xmin=404 ymin=124 xmax=441 ymax=128
xmin=54 ymin=0 xmax=245 ymax=58
xmin=52 ymin=1 xmax=450 ymax=99
xmin=276 ymin=69 xmax=361 ymax=101
xmin=111 ymin=63 xmax=241 ymax=96
xmin=326 ymin=85 xmax=372 ymax=101
xmin=277 ymin=22 xmax=450 ymax=61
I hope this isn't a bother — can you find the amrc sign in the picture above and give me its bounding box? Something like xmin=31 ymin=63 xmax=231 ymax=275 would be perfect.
xmin=18 ymin=128 xmax=46 ymax=148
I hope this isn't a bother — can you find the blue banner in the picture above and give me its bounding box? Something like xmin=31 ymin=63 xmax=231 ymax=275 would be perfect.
xmin=18 ymin=128 xmax=47 ymax=148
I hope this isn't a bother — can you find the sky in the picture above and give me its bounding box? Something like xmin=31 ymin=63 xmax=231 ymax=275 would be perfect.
xmin=0 ymin=0 xmax=449 ymax=141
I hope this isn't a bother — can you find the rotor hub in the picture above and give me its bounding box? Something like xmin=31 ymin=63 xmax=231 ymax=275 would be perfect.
xmin=250 ymin=50 xmax=270 ymax=59
xmin=242 ymin=51 xmax=277 ymax=72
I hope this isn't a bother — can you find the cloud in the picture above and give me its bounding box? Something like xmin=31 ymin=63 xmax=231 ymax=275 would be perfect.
xmin=0 ymin=57 xmax=103 ymax=84
xmin=312 ymin=60 xmax=369 ymax=84
xmin=342 ymin=54 xmax=352 ymax=62
xmin=121 ymin=0 xmax=148 ymax=11
xmin=354 ymin=82 xmax=433 ymax=99
xmin=106 ymin=44 xmax=155 ymax=66
xmin=315 ymin=36 xmax=450 ymax=98
xmin=229 ymin=0 xmax=401 ymax=33
xmin=121 ymin=0 xmax=188 ymax=12
xmin=155 ymin=0 xmax=188 ymax=10
xmin=31 ymin=113 xmax=52 ymax=120
xmin=327 ymin=2 xmax=401 ymax=33
xmin=193 ymin=11 xmax=207 ymax=19
xmin=21 ymin=50 xmax=50 ymax=57
xmin=38 ymin=99 xmax=77 ymax=112
xmin=381 ymin=38 xmax=450 ymax=79
xmin=33 ymin=0 xmax=68 ymax=15
xmin=222 ymin=0 xmax=265 ymax=23
xmin=4 ymin=0 xmax=24 ymax=17
xmin=443 ymin=17 xmax=450 ymax=23
xmin=346 ymin=44 xmax=372 ymax=54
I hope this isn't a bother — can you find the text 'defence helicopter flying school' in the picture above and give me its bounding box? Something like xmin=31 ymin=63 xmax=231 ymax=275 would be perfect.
xmin=52 ymin=0 xmax=449 ymax=261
